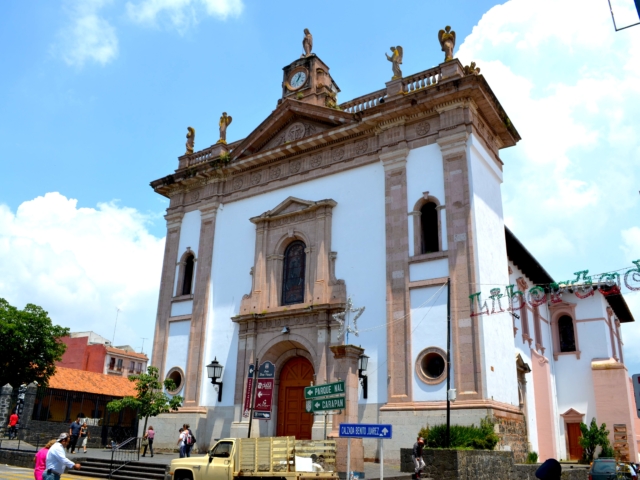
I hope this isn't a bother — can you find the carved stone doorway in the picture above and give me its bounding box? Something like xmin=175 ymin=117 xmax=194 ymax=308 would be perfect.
xmin=276 ymin=356 xmax=314 ymax=439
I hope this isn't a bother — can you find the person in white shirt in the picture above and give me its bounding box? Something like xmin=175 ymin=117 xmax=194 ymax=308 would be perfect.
xmin=43 ymin=433 xmax=81 ymax=480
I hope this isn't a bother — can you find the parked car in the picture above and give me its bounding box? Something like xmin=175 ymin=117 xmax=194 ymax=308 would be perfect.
xmin=589 ymin=459 xmax=637 ymax=480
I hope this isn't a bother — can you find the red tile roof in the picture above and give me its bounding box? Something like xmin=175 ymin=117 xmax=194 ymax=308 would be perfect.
xmin=49 ymin=367 xmax=137 ymax=397
xmin=105 ymin=347 xmax=149 ymax=360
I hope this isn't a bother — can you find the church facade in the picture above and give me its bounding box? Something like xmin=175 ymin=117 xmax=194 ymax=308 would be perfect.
xmin=148 ymin=32 xmax=638 ymax=463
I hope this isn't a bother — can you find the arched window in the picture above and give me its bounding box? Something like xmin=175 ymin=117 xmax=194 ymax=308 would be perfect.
xmin=558 ymin=315 xmax=576 ymax=352
xmin=182 ymin=254 xmax=195 ymax=295
xmin=420 ymin=202 xmax=439 ymax=254
xmin=282 ymin=240 xmax=306 ymax=305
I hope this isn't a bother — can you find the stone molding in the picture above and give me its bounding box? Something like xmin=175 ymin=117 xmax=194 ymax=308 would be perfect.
xmin=549 ymin=301 xmax=580 ymax=361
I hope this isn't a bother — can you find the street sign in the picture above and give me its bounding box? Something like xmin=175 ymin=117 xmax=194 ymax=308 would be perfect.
xmin=254 ymin=411 xmax=271 ymax=420
xmin=254 ymin=361 xmax=275 ymax=420
xmin=632 ymin=374 xmax=640 ymax=418
xmin=257 ymin=361 xmax=275 ymax=378
xmin=304 ymin=381 xmax=346 ymax=400
xmin=339 ymin=423 xmax=393 ymax=439
xmin=242 ymin=364 xmax=254 ymax=418
xmin=309 ymin=396 xmax=346 ymax=412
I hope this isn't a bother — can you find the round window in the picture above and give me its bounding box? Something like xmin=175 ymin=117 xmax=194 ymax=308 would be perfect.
xmin=415 ymin=347 xmax=447 ymax=385
xmin=165 ymin=367 xmax=184 ymax=394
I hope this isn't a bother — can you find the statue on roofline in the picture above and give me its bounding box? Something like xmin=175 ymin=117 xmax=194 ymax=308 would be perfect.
xmin=302 ymin=28 xmax=313 ymax=57
xmin=463 ymin=62 xmax=481 ymax=75
xmin=185 ymin=126 xmax=195 ymax=155
xmin=385 ymin=46 xmax=403 ymax=80
xmin=438 ymin=26 xmax=456 ymax=62
xmin=217 ymin=112 xmax=232 ymax=144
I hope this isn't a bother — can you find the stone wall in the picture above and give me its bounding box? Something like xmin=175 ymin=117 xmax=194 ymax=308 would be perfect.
xmin=0 ymin=384 xmax=12 ymax=428
xmin=512 ymin=464 xmax=588 ymax=480
xmin=0 ymin=449 xmax=38 ymax=468
xmin=494 ymin=414 xmax=528 ymax=463
xmin=25 ymin=420 xmax=117 ymax=448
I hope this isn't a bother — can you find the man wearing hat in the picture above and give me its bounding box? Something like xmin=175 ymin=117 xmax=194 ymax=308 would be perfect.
xmin=43 ymin=433 xmax=81 ymax=480
xmin=412 ymin=436 xmax=425 ymax=479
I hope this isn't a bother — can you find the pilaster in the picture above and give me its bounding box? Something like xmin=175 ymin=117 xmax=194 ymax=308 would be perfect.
xmin=151 ymin=209 xmax=185 ymax=377
xmin=380 ymin=146 xmax=412 ymax=403
xmin=184 ymin=200 xmax=219 ymax=407
xmin=437 ymin=130 xmax=483 ymax=401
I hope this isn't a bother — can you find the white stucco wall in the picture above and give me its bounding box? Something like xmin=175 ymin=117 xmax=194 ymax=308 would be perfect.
xmin=409 ymin=258 xmax=449 ymax=282
xmin=165 ymin=320 xmax=191 ymax=397
xmin=173 ymin=209 xmax=202 ymax=296
xmin=467 ymin=134 xmax=518 ymax=406
xmin=411 ymin=284 xmax=452 ymax=401
xmin=200 ymin=162 xmax=387 ymax=407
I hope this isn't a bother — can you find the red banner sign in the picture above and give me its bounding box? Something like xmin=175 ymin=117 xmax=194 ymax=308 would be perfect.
xmin=242 ymin=364 xmax=254 ymax=418
xmin=254 ymin=379 xmax=274 ymax=412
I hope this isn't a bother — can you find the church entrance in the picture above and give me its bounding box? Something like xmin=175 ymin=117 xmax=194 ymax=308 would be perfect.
xmin=276 ymin=357 xmax=314 ymax=439
xmin=566 ymin=423 xmax=584 ymax=460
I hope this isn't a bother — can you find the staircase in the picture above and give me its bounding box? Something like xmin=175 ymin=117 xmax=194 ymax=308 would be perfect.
xmin=67 ymin=457 xmax=167 ymax=480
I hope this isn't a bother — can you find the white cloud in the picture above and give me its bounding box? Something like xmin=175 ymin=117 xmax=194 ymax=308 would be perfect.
xmin=0 ymin=193 xmax=165 ymax=350
xmin=622 ymin=227 xmax=640 ymax=262
xmin=126 ymin=0 xmax=243 ymax=31
xmin=57 ymin=0 xmax=118 ymax=67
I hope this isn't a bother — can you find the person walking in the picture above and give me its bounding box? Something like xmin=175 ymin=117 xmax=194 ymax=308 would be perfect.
xmin=7 ymin=411 xmax=19 ymax=440
xmin=183 ymin=424 xmax=196 ymax=457
xmin=67 ymin=416 xmax=82 ymax=454
xmin=79 ymin=422 xmax=90 ymax=453
xmin=43 ymin=433 xmax=81 ymax=480
xmin=177 ymin=428 xmax=186 ymax=458
xmin=142 ymin=426 xmax=155 ymax=457
xmin=412 ymin=436 xmax=425 ymax=479
xmin=33 ymin=439 xmax=56 ymax=480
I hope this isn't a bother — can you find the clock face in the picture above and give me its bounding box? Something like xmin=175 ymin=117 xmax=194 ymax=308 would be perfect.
xmin=290 ymin=71 xmax=307 ymax=89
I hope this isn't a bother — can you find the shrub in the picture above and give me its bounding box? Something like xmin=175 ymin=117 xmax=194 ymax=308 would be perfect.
xmin=526 ymin=451 xmax=538 ymax=464
xmin=417 ymin=417 xmax=499 ymax=450
xmin=579 ymin=418 xmax=611 ymax=462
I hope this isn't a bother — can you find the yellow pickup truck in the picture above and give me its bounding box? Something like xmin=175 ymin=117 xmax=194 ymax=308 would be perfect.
xmin=166 ymin=436 xmax=339 ymax=480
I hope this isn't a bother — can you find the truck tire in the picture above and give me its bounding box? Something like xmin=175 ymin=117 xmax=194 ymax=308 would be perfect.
xmin=174 ymin=470 xmax=194 ymax=480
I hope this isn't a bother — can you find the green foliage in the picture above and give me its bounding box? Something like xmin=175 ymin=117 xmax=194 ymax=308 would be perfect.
xmin=526 ymin=451 xmax=539 ymax=464
xmin=0 ymin=298 xmax=69 ymax=387
xmin=219 ymin=151 xmax=231 ymax=164
xmin=107 ymin=366 xmax=183 ymax=431
xmin=579 ymin=418 xmax=611 ymax=462
xmin=418 ymin=417 xmax=499 ymax=450
xmin=599 ymin=444 xmax=615 ymax=459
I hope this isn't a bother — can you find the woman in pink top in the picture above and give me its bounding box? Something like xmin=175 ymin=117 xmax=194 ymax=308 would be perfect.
xmin=33 ymin=439 xmax=56 ymax=480
xmin=142 ymin=426 xmax=155 ymax=457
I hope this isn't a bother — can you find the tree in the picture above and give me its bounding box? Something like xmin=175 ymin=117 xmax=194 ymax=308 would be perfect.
xmin=579 ymin=418 xmax=611 ymax=462
xmin=0 ymin=298 xmax=69 ymax=387
xmin=107 ymin=366 xmax=183 ymax=432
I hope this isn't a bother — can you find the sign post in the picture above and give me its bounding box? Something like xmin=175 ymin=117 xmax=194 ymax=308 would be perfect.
xmin=254 ymin=361 xmax=275 ymax=420
xmin=242 ymin=364 xmax=254 ymax=418
xmin=339 ymin=424 xmax=392 ymax=480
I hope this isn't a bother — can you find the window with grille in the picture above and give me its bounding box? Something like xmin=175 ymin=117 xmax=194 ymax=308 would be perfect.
xmin=281 ymin=240 xmax=306 ymax=305
xmin=558 ymin=315 xmax=576 ymax=352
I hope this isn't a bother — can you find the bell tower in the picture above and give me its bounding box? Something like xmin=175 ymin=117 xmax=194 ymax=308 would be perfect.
xmin=281 ymin=41 xmax=340 ymax=108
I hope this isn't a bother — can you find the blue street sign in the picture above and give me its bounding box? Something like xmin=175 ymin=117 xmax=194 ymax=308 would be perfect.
xmin=339 ymin=423 xmax=393 ymax=439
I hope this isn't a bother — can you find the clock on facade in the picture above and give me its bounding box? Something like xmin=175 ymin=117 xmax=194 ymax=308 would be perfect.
xmin=288 ymin=70 xmax=307 ymax=90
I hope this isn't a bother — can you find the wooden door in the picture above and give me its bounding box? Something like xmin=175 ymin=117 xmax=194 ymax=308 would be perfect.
xmin=567 ymin=423 xmax=584 ymax=460
xmin=276 ymin=357 xmax=314 ymax=439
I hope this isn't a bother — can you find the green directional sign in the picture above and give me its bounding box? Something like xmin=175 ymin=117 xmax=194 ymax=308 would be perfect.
xmin=304 ymin=381 xmax=346 ymax=400
xmin=308 ymin=396 xmax=346 ymax=413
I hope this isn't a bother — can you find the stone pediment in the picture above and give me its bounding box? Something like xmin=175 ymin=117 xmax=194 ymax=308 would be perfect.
xmin=250 ymin=196 xmax=337 ymax=224
xmin=232 ymin=98 xmax=354 ymax=160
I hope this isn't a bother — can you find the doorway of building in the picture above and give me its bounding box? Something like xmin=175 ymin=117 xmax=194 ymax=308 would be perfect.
xmin=566 ymin=423 xmax=584 ymax=460
xmin=276 ymin=356 xmax=314 ymax=439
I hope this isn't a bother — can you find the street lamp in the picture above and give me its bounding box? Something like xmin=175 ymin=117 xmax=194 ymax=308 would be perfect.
xmin=207 ymin=358 xmax=224 ymax=402
xmin=358 ymin=353 xmax=369 ymax=399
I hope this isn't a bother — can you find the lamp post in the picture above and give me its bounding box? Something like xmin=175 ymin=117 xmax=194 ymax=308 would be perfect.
xmin=358 ymin=353 xmax=369 ymax=399
xmin=207 ymin=358 xmax=224 ymax=402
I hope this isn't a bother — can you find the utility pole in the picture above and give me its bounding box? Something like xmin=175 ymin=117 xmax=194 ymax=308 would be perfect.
xmin=140 ymin=338 xmax=148 ymax=353
xmin=247 ymin=357 xmax=259 ymax=438
xmin=112 ymin=308 xmax=121 ymax=345
xmin=446 ymin=278 xmax=451 ymax=448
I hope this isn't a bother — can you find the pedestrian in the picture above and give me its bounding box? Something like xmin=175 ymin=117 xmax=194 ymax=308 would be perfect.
xmin=79 ymin=422 xmax=90 ymax=453
xmin=7 ymin=411 xmax=19 ymax=440
xmin=412 ymin=436 xmax=425 ymax=479
xmin=177 ymin=428 xmax=186 ymax=458
xmin=183 ymin=423 xmax=196 ymax=457
xmin=43 ymin=433 xmax=81 ymax=480
xmin=33 ymin=439 xmax=56 ymax=480
xmin=142 ymin=426 xmax=155 ymax=457
xmin=67 ymin=416 xmax=82 ymax=454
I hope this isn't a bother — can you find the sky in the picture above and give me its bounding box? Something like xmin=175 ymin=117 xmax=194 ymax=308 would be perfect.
xmin=0 ymin=0 xmax=639 ymax=369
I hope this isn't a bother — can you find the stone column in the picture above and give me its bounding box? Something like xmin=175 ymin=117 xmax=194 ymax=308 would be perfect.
xmin=184 ymin=201 xmax=219 ymax=408
xmin=151 ymin=209 xmax=185 ymax=377
xmin=438 ymin=130 xmax=483 ymax=401
xmin=380 ymin=147 xmax=412 ymax=403
xmin=19 ymin=382 xmax=38 ymax=441
xmin=0 ymin=384 xmax=13 ymax=428
xmin=329 ymin=345 xmax=364 ymax=480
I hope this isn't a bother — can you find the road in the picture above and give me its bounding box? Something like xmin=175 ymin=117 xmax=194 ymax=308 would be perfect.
xmin=0 ymin=464 xmax=96 ymax=480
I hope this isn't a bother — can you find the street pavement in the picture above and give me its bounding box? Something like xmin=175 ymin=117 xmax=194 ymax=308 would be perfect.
xmin=0 ymin=463 xmax=96 ymax=479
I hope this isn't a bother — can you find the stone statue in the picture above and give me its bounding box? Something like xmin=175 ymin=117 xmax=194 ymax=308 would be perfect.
xmin=385 ymin=46 xmax=403 ymax=79
xmin=463 ymin=62 xmax=481 ymax=75
xmin=302 ymin=28 xmax=313 ymax=57
xmin=218 ymin=112 xmax=232 ymax=144
xmin=438 ymin=26 xmax=456 ymax=62
xmin=185 ymin=126 xmax=195 ymax=155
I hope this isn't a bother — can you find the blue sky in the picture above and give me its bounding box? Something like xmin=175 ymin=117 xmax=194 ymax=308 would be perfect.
xmin=1 ymin=0 xmax=639 ymax=371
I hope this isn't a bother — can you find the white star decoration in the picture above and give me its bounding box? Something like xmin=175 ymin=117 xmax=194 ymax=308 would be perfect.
xmin=333 ymin=296 xmax=365 ymax=344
